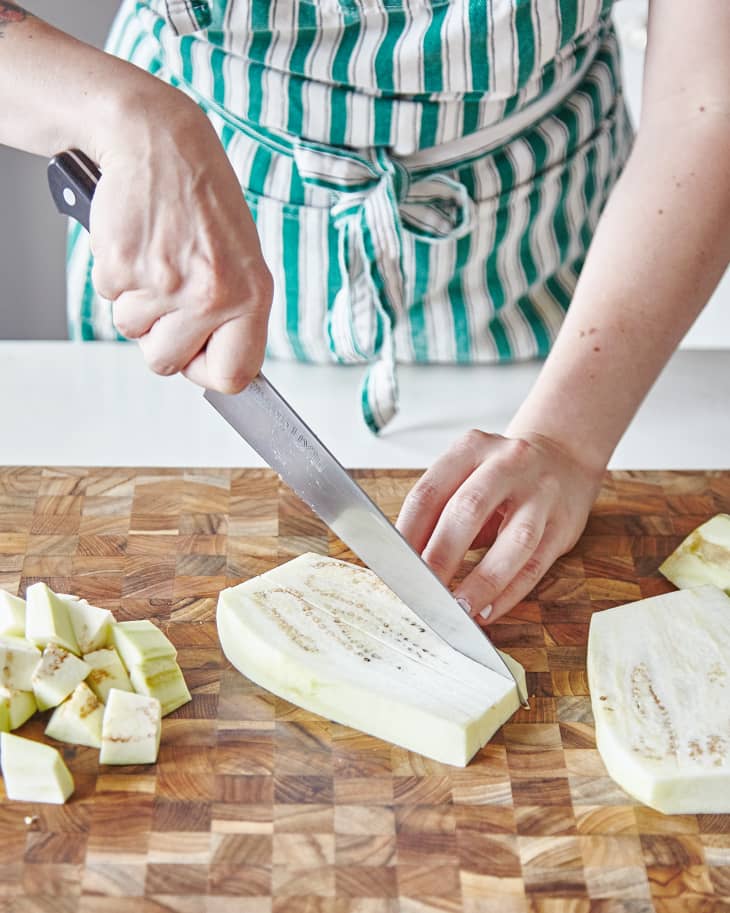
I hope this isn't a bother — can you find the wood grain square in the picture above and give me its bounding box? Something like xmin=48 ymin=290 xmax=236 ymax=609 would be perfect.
xmin=395 ymin=806 xmax=456 ymax=835
xmin=24 ymin=833 xmax=87 ymax=866
xmin=228 ymin=498 xmax=278 ymax=538
xmin=709 ymin=866 xmax=730 ymax=895
xmin=331 ymin=731 xmax=393 ymax=779
xmin=81 ymin=862 xmax=147 ymax=896
xmin=144 ymin=864 xmax=209 ymax=895
xmin=273 ymin=722 xmax=333 ymax=776
xmin=273 ymin=834 xmax=335 ymax=867
xmin=646 ymin=864 xmax=714 ymax=899
xmin=210 ymin=834 xmax=272 ymax=866
xmin=396 ymin=832 xmax=458 ymax=866
xmin=335 ymin=834 xmax=397 ymax=867
xmin=20 ymin=863 xmax=83 ymax=896
xmin=457 ymin=833 xmax=521 ymax=877
xmin=564 ymin=751 xmax=608 ymax=778
xmin=453 ymin=805 xmax=517 ymax=835
xmin=515 ymin=807 xmax=578 ymax=837
xmin=511 ymin=778 xmax=572 ymax=808
xmin=333 ymin=778 xmax=394 ymax=806
xmin=274 ymin=805 xmax=334 ymax=834
xmin=511 ymin=697 xmax=558 ymax=725
xmin=459 ymin=871 xmax=525 ymax=901
xmin=0 ymin=835 xmax=27 ymax=866
xmin=507 ymin=752 xmax=568 ymax=780
xmin=559 ymin=723 xmax=596 ymax=750
xmin=396 ymin=863 xmax=461 ymax=896
xmin=394 ymin=778 xmax=454 ymax=807
xmin=633 ymin=808 xmax=700 ymax=835
xmin=25 ymin=534 xmax=80 ymax=556
xmin=697 ymin=816 xmax=730 ymax=835
xmin=214 ymin=776 xmax=272 ymax=805
xmin=215 ymin=733 xmax=274 ymax=776
xmin=334 ymin=806 xmax=395 ymax=837
xmin=75 ymin=534 xmax=126 ymax=558
xmin=451 ymin=773 xmax=512 ymax=807
xmin=178 ymin=514 xmax=229 ymax=536
xmin=210 ymin=803 xmax=273 ymax=836
xmin=701 ymin=836 xmax=730 ymax=867
xmin=583 ymin=866 xmax=652 ymax=902
xmin=0 ymin=511 xmax=33 ymax=535
xmin=272 ymin=864 xmax=336 ymax=897
xmin=147 ymin=831 xmax=211 ymax=864
xmin=217 ymin=675 xmax=274 ymax=720
xmin=574 ymin=808 xmax=638 ymax=837
xmin=274 ymin=776 xmax=334 ymax=805
xmin=207 ymin=864 xmax=271 ymax=896
xmin=640 ymin=836 xmax=706 ymax=869
xmin=225 ymin=535 xmax=279 ymax=579
xmin=334 ymin=865 xmax=398 ymax=898
xmin=569 ymin=777 xmax=634 ymax=807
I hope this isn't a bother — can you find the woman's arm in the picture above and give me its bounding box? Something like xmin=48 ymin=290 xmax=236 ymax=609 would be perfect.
xmin=507 ymin=0 xmax=730 ymax=470
xmin=0 ymin=1 xmax=155 ymax=161
xmin=397 ymin=0 xmax=730 ymax=622
xmin=0 ymin=2 xmax=272 ymax=392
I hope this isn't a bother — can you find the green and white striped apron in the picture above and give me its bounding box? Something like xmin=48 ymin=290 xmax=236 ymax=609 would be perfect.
xmin=67 ymin=0 xmax=633 ymax=431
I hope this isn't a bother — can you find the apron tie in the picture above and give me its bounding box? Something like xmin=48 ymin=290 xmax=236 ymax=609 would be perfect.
xmin=294 ymin=144 xmax=475 ymax=432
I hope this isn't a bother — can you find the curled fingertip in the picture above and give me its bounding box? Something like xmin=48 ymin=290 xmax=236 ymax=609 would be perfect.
xmin=455 ymin=597 xmax=471 ymax=615
xmin=479 ymin=603 xmax=493 ymax=621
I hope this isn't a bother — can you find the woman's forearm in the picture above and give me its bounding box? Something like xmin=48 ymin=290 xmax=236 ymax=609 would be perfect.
xmin=507 ymin=0 xmax=730 ymax=473
xmin=506 ymin=113 xmax=730 ymax=471
xmin=0 ymin=1 xmax=182 ymax=162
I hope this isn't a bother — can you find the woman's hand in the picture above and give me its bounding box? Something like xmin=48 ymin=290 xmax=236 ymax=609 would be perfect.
xmin=395 ymin=430 xmax=603 ymax=623
xmin=0 ymin=8 xmax=272 ymax=393
xmin=90 ymin=86 xmax=272 ymax=393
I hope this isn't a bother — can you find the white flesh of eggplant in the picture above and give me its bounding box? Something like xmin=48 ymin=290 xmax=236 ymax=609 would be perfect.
xmin=587 ymin=584 xmax=730 ymax=814
xmin=217 ymin=553 xmax=524 ymax=767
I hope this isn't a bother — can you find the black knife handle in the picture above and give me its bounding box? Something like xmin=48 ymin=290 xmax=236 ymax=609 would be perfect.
xmin=47 ymin=149 xmax=100 ymax=232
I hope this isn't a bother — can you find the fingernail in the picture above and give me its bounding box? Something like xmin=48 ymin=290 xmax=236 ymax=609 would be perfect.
xmin=456 ymin=597 xmax=471 ymax=614
xmin=479 ymin=604 xmax=493 ymax=620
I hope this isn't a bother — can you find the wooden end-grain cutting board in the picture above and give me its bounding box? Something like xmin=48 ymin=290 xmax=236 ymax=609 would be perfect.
xmin=0 ymin=466 xmax=729 ymax=913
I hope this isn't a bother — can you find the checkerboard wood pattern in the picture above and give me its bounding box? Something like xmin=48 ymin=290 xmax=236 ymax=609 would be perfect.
xmin=0 ymin=466 xmax=729 ymax=913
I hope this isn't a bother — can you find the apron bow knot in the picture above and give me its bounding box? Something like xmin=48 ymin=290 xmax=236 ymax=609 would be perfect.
xmin=293 ymin=143 xmax=475 ymax=431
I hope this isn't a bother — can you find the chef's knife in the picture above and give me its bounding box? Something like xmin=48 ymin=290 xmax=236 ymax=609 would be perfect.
xmin=47 ymin=149 xmax=528 ymax=707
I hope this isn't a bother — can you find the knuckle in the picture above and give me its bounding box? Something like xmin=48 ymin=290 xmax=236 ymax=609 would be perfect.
xmin=145 ymin=353 xmax=179 ymax=376
xmin=449 ymin=487 xmax=488 ymax=525
xmin=194 ymin=279 xmax=224 ymax=322
xmin=453 ymin=428 xmax=488 ymax=462
xmin=153 ymin=261 xmax=182 ymax=295
xmin=519 ymin=554 xmax=546 ymax=585
xmin=92 ymin=249 xmax=135 ymax=299
xmin=536 ymin=472 xmax=561 ymax=500
xmin=511 ymin=520 xmax=541 ymax=551
xmin=113 ymin=314 xmax=137 ymax=339
xmin=472 ymin=564 xmax=505 ymax=594
xmin=405 ymin=478 xmax=442 ymax=513
xmin=424 ymin=550 xmax=450 ymax=578
xmin=501 ymin=437 xmax=532 ymax=469
xmin=253 ymin=265 xmax=274 ymax=303
xmin=213 ymin=364 xmax=256 ymax=395
xmin=91 ymin=265 xmax=119 ymax=301
xmin=198 ymin=264 xmax=273 ymax=324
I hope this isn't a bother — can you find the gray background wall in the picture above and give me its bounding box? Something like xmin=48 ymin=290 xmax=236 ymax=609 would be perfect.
xmin=0 ymin=0 xmax=118 ymax=339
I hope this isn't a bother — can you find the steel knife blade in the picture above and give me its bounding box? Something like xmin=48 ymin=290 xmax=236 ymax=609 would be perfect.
xmin=205 ymin=379 xmax=528 ymax=705
xmin=46 ymin=148 xmax=527 ymax=706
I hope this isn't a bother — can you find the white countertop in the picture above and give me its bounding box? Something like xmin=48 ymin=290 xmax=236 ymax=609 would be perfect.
xmin=0 ymin=341 xmax=727 ymax=469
